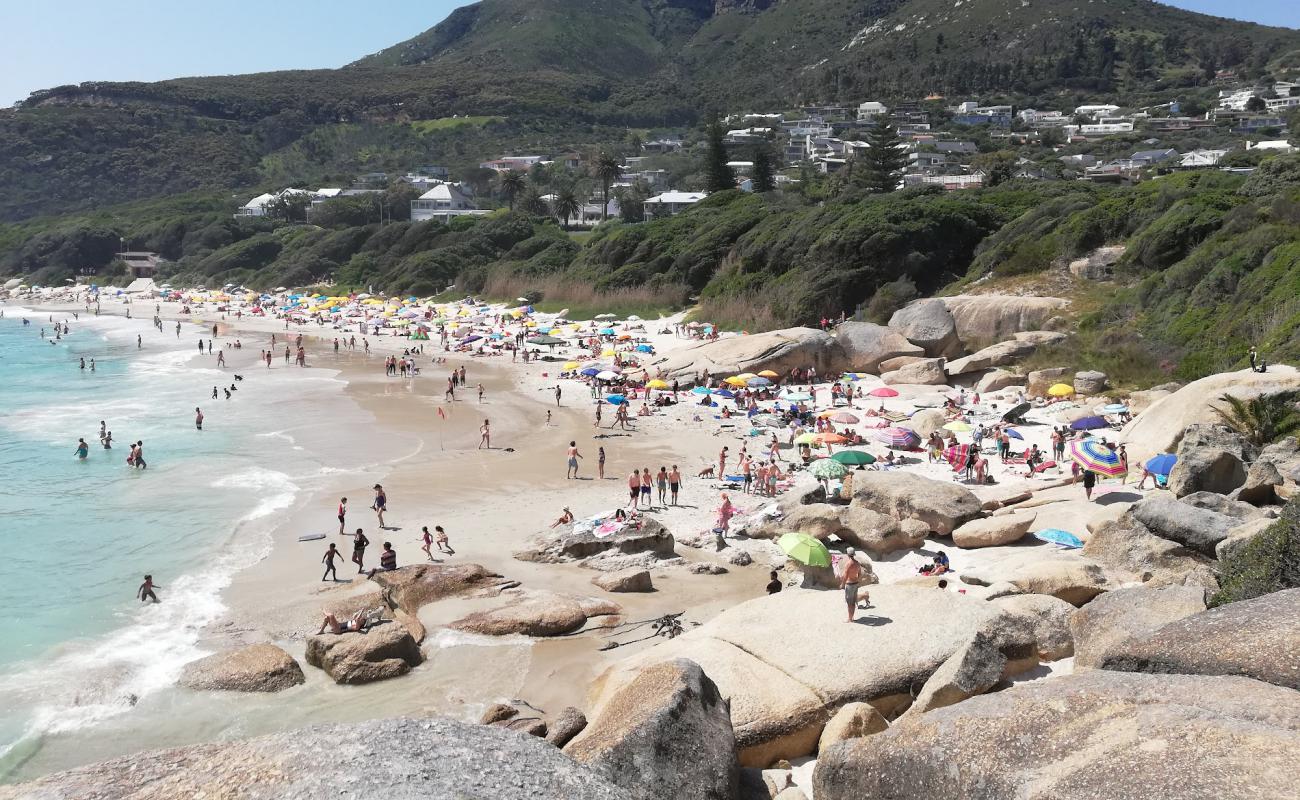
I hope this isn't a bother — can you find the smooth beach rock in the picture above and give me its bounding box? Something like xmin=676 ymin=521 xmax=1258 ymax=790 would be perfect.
xmin=514 ymin=516 xmax=676 ymax=568
xmin=177 ymin=643 xmax=305 ymax=693
xmin=0 ymin=717 xmax=635 ymax=800
xmin=907 ymin=407 xmax=948 ymax=437
xmin=816 ymin=702 xmax=888 ymax=753
xmin=960 ymin=551 xmax=1109 ymax=606
xmin=975 ymin=368 xmax=1024 ymax=393
xmin=849 ymin=472 xmax=981 ymax=536
xmin=880 ymin=357 xmax=948 ymax=386
xmin=877 ymin=354 xmax=927 ymax=372
xmin=1234 ymin=458 xmax=1283 ymax=505
xmin=1167 ymin=424 xmax=1254 ymax=497
xmin=497 ymin=717 xmax=548 ymax=737
xmin=990 ymin=593 xmax=1076 ymax=660
xmin=452 ymin=590 xmax=621 ymax=637
xmin=778 ymin=503 xmax=848 ymax=540
xmin=1012 ymin=330 xmax=1068 ymax=346
xmin=1126 ymin=494 xmax=1236 ymax=557
xmin=546 ymin=706 xmax=588 ymax=748
xmin=950 ymin=512 xmax=1035 ymax=548
xmin=727 ymin=549 xmax=753 ymax=566
xmin=566 ymin=659 xmax=738 ymax=800
xmin=1097 ymin=588 xmax=1300 ymax=689
xmin=585 ymin=586 xmax=1032 ymax=767
xmin=1125 ymin=387 xmax=1172 ymax=414
xmin=945 ymin=339 xmax=1036 ymax=376
xmin=902 ymin=629 xmax=1023 ymax=717
xmin=1072 ymin=369 xmax=1108 ymax=395
xmin=835 ymin=321 xmax=924 ymax=373
xmin=1180 ymin=490 xmax=1272 ymax=520
xmin=1069 ymin=584 xmax=1207 ymax=669
xmin=592 ymin=568 xmax=653 ymax=593
xmin=1120 ymin=366 xmax=1300 ymax=460
xmin=1082 ymin=517 xmax=1218 ymax=590
xmin=1259 ymin=436 xmax=1300 ymax=480
xmin=369 ymin=562 xmax=517 ymax=616
xmin=839 ymin=504 xmax=927 ymax=555
xmin=813 ymin=671 xmax=1300 ymax=800
xmin=480 ymin=703 xmax=519 ymax=724
xmin=647 ymin=327 xmax=846 ymax=382
xmin=941 ymin=295 xmax=1069 ymax=346
xmin=1026 ymin=366 xmax=1069 ymax=397
xmin=888 ymin=299 xmax=961 ymax=359
xmin=304 ymin=622 xmax=422 ymax=685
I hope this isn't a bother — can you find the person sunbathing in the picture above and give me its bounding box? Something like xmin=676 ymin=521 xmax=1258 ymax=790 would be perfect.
xmin=550 ymin=507 xmax=575 ymax=528
xmin=317 ymin=609 xmax=369 ymax=635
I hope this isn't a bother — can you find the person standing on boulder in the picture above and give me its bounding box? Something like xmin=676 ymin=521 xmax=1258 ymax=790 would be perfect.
xmin=841 ymin=549 xmax=864 ymax=622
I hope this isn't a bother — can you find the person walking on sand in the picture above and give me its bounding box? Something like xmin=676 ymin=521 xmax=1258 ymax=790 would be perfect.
xmin=216 ymin=350 xmax=225 ymax=368
xmin=478 ymin=383 xmax=485 ymax=403
xmin=719 ymin=446 xmax=729 ymax=478
xmin=372 ymin=484 xmax=387 ymax=528
xmin=421 ymin=526 xmax=435 ymax=561
xmin=350 ymin=528 xmax=369 ymax=573
xmin=628 ymin=470 xmax=642 ymax=509
xmin=841 ymin=548 xmax=864 ymax=622
xmin=716 ymin=493 xmax=735 ymax=536
xmin=435 ymin=525 xmax=453 ymax=554
xmin=669 ymin=465 xmax=681 ymax=506
xmin=657 ymin=466 xmax=669 ymax=506
xmin=598 ymin=446 xmax=606 ymax=479
xmin=322 ymin=543 xmax=342 ymax=581
xmin=566 ymin=441 xmax=582 ymax=479
xmin=195 ymin=407 xmax=204 ymax=431
xmin=337 ymin=497 xmax=347 ymax=535
xmin=641 ymin=467 xmax=653 ymax=509
xmin=137 ymin=574 xmax=160 ymax=603
xmin=555 ymin=385 xmax=562 ymax=407
xmin=478 ymin=419 xmax=490 ymax=449
xmin=1082 ymin=468 xmax=1096 ymax=500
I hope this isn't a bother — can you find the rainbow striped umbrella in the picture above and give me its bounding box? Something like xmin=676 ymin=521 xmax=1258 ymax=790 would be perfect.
xmin=875 ymin=427 xmax=920 ymax=449
xmin=1069 ymin=439 xmax=1126 ymax=477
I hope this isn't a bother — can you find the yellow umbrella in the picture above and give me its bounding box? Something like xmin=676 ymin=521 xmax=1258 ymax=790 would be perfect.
xmin=724 ymin=376 xmax=748 ymax=387
xmin=647 ymin=379 xmax=670 ymax=389
xmin=563 ymin=361 xmax=580 ymax=370
xmin=758 ymin=370 xmax=779 ymax=379
xmin=735 ymin=373 xmax=758 ymax=380
xmin=601 ymin=348 xmax=616 ymax=357
xmin=1047 ymin=383 xmax=1075 ymax=397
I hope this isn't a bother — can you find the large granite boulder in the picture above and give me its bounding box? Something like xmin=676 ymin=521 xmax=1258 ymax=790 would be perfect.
xmin=1073 ymin=370 xmax=1108 ymax=395
xmin=907 ymin=407 xmax=948 ymax=437
xmin=369 ymin=562 xmax=517 ymax=616
xmin=1067 ymin=245 xmax=1125 ymax=281
xmin=1097 ymin=588 xmax=1300 ymax=689
xmin=1069 ymin=584 xmax=1207 ymax=669
xmin=836 ymin=322 xmax=924 ymax=373
xmin=902 ymin=630 xmax=1023 ymax=716
xmin=1082 ymin=516 xmax=1217 ymax=589
xmin=850 ymin=472 xmax=982 ymax=535
xmin=880 ymin=357 xmax=948 ymax=386
xmin=1180 ymin=490 xmax=1272 ymax=520
xmin=648 ymin=327 xmax=845 ymax=382
xmin=877 ymin=354 xmax=926 ymax=372
xmin=839 ymin=504 xmax=928 ymax=556
xmin=1120 ymin=366 xmax=1300 ymax=461
xmin=1026 ymin=367 xmax=1069 ymax=398
xmin=1126 ymin=387 xmax=1173 ymax=414
xmin=451 ymin=590 xmax=621 ymax=637
xmin=814 ymin=671 xmax=1300 ymax=800
xmin=583 ymin=586 xmax=1035 ymax=767
xmin=1167 ymin=424 xmax=1255 ymax=498
xmin=0 ymin=717 xmax=633 ymax=800
xmin=304 ymin=622 xmax=422 ymax=684
xmin=950 ymin=512 xmax=1035 ymax=548
xmin=959 ymin=550 xmax=1110 ymax=606
xmin=816 ymin=702 xmax=888 ymax=753
xmin=566 ymin=659 xmax=737 ymax=800
xmin=941 ymin=295 xmax=1069 ymax=346
xmin=991 ymin=593 xmax=1076 ymax=661
xmin=1234 ymin=458 xmax=1283 ymax=505
xmin=1126 ymin=494 xmax=1237 ymax=557
xmin=888 ymin=299 xmax=961 ymax=359
xmin=945 ymin=340 xmax=1035 ymax=376
xmin=514 ymin=516 xmax=676 ymax=570
xmin=975 ymin=368 xmax=1025 ymax=393
xmin=178 ymin=643 xmax=305 ymax=693
xmin=546 ymin=706 xmax=589 ymax=748
xmin=592 ymin=569 xmax=653 ymax=593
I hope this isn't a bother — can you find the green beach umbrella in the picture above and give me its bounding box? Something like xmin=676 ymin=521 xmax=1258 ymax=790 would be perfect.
xmin=831 ymin=450 xmax=876 ymax=466
xmin=776 ymin=532 xmax=832 ymax=567
xmin=809 ymin=458 xmax=848 ymax=480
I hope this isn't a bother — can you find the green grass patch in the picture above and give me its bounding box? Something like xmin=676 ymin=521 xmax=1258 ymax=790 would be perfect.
xmin=410 ymin=116 xmax=504 ymax=134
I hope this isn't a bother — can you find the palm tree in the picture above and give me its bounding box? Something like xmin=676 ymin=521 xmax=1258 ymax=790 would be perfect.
xmin=553 ymin=187 xmax=580 ymax=229
xmin=1213 ymin=391 xmax=1300 ymax=446
xmin=498 ymin=170 xmax=526 ymax=210
xmin=593 ymin=153 xmax=622 ymax=222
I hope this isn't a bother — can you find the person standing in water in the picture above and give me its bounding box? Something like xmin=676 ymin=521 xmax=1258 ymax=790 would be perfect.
xmin=194 ymin=407 xmax=204 ymax=431
xmin=133 ymin=441 xmax=147 ymax=469
xmin=74 ymin=438 xmax=89 ymax=460
xmin=137 ymin=575 xmax=160 ymax=603
xmin=321 ymin=543 xmax=341 ymax=582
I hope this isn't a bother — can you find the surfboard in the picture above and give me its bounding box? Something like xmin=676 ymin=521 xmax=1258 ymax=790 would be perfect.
xmin=297 ymin=533 xmax=327 ymax=541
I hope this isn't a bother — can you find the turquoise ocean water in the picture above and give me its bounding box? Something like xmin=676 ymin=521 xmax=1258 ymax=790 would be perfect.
xmin=0 ymin=309 xmax=301 ymax=765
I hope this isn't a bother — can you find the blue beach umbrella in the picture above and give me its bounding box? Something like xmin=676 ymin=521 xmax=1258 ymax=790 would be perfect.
xmin=1101 ymin=403 xmax=1129 ymax=414
xmin=746 ymin=376 xmax=772 ymax=387
xmin=1006 ymin=428 xmax=1024 ymax=440
xmin=580 ymin=367 xmax=602 ymax=377
xmin=1145 ymin=453 xmax=1177 ymax=476
xmin=605 ymin=394 xmax=627 ymax=405
xmin=1034 ymin=528 xmax=1084 ymax=548
xmin=599 ymin=328 xmax=616 ymax=335
xmin=713 ymin=389 xmax=736 ymax=399
xmin=635 ymin=344 xmax=653 ymax=353
xmin=691 ymin=386 xmax=712 ymax=395
xmin=1070 ymin=416 xmax=1109 ymax=431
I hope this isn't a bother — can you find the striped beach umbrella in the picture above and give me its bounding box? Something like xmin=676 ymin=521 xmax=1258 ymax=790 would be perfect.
xmin=875 ymin=427 xmax=920 ymax=449
xmin=944 ymin=444 xmax=973 ymax=468
xmin=828 ymin=412 xmax=860 ymax=424
xmin=1069 ymin=439 xmax=1126 ymax=477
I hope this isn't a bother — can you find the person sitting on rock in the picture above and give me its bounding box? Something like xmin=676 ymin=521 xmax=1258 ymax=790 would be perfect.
xmin=317 ymin=609 xmax=368 ymax=635
xmin=919 ymin=551 xmax=951 ymax=576
xmin=550 ymin=507 xmax=575 ymax=528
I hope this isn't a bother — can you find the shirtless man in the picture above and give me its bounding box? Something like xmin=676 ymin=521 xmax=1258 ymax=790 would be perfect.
xmin=321 ymin=543 xmax=342 ymax=581
xmin=566 ymin=441 xmax=583 ymax=479
xmin=840 ymin=549 xmax=866 ymax=622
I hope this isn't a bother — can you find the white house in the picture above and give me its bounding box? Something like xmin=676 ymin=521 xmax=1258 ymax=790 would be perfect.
xmin=479 ymin=156 xmax=546 ymax=172
xmin=856 ymin=101 xmax=888 ymax=121
xmin=1074 ymin=104 xmax=1122 ymax=119
xmin=236 ymin=188 xmax=314 ymax=218
xmin=1178 ymin=149 xmax=1229 ymax=168
xmin=410 ymin=184 xmax=488 ymax=223
xmin=1064 ymin=122 xmax=1135 ymax=138
xmin=1266 ymin=95 xmax=1300 ymax=113
xmin=1246 ymin=140 xmax=1296 ymax=153
xmin=643 ymin=191 xmax=707 ymax=219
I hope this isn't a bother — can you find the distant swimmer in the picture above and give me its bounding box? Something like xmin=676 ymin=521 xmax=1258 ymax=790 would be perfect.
xmin=137 ymin=574 xmax=160 ymax=603
xmin=74 ymin=438 xmax=89 ymax=460
xmin=137 ymin=334 xmax=141 ymax=349
xmin=101 ymin=430 xmax=113 ymax=449
xmin=90 ymin=358 xmax=95 ymax=372
xmin=99 ymin=420 xmax=106 ymax=440
xmin=195 ymin=407 xmax=204 ymax=430
xmin=79 ymin=357 xmax=85 ymax=370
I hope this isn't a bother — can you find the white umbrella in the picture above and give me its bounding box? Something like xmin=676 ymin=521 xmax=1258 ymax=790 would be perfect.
xmin=595 ymin=370 xmax=620 ymax=381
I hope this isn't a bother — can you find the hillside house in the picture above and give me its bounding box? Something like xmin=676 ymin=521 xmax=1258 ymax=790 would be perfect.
xmin=1019 ymin=109 xmax=1070 ymax=127
xmin=1246 ymin=140 xmax=1296 ymax=154
xmin=642 ymin=138 xmax=684 ymax=154
xmin=1075 ymin=104 xmax=1121 ymax=120
xmin=410 ymin=184 xmax=487 ymax=223
xmin=907 ymin=151 xmax=953 ymax=174
xmin=1178 ymin=149 xmax=1229 ymax=168
xmin=479 ymin=156 xmax=546 ymax=172
xmin=643 ymin=191 xmax=707 ymax=219
xmin=1130 ymin=148 xmax=1179 ymax=166
xmin=119 ymin=252 xmax=164 ymax=278
xmin=934 ymin=140 xmax=977 ymax=155
xmin=903 ymin=172 xmax=985 ymax=190
xmin=856 ymin=101 xmax=888 ymax=121
xmin=235 ymin=188 xmax=314 ymax=218
xmin=726 ymin=161 xmax=755 ymax=175
xmin=724 ymin=128 xmax=773 ymax=144
xmin=1064 ymin=121 xmax=1135 ymax=138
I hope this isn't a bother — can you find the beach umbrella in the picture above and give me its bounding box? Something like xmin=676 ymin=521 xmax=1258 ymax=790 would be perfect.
xmin=1002 ymin=402 xmax=1031 ymax=423
xmin=783 ymin=392 xmax=813 ymax=402
xmin=809 ymin=458 xmax=848 ymax=480
xmin=1101 ymin=403 xmax=1130 ymax=414
xmin=635 ymin=344 xmax=654 ymax=353
xmin=563 ymin=361 xmax=580 ymax=370
xmin=1006 ymin=428 xmax=1024 ymax=440
xmin=943 ymin=421 xmax=972 ymax=432
xmin=601 ymin=348 xmax=617 ymax=357
xmin=868 ymin=387 xmax=899 ymax=398
xmin=829 ymin=412 xmax=860 ymax=424
xmin=1145 ymin=453 xmax=1178 ymax=476
xmin=816 ymin=433 xmax=847 ymax=444
xmin=599 ymin=327 xmax=616 ymax=335
xmin=1069 ymin=439 xmax=1126 ymax=477
xmin=776 ymin=532 xmax=832 ymax=567
xmin=713 ymin=389 xmax=736 ymax=399
xmin=1047 ymin=383 xmax=1075 ymax=397
xmin=595 ymin=370 xmax=621 ymax=381
xmin=1070 ymin=415 xmax=1109 ymax=431
xmin=876 ymin=427 xmax=921 ymax=449
xmin=944 ymin=444 xmax=973 ymax=468
xmin=604 ymin=394 xmax=627 ymax=405
xmin=750 ymin=413 xmax=783 ymax=428
xmin=580 ymin=367 xmax=602 ymax=377
xmin=1033 ymin=528 xmax=1084 ymax=548
xmin=746 ymin=376 xmax=773 ymax=387
xmin=831 ymin=450 xmax=876 ymax=466
xmin=461 ymin=334 xmax=482 ymax=343
xmin=794 ymin=432 xmax=818 ymax=445
xmin=724 ymin=376 xmax=748 ymax=386
xmin=527 ymin=334 xmax=566 ymax=346
xmin=757 ymin=370 xmax=780 ymax=379
xmin=646 ymin=379 xmax=670 ymax=389
xmin=691 ymin=386 xmax=712 ymax=395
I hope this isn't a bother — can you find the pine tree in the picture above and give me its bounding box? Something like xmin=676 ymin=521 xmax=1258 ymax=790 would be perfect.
xmin=703 ymin=117 xmax=735 ymax=193
xmin=751 ymin=146 xmax=776 ymax=193
xmin=859 ymin=119 xmax=906 ymax=194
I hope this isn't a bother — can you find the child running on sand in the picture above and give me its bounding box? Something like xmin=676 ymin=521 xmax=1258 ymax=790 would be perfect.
xmin=421 ymin=526 xmax=434 ymax=561
xmin=435 ymin=525 xmax=453 ymax=554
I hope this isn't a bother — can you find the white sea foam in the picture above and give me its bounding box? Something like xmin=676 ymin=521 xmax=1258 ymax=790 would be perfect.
xmin=427 ymin=628 xmax=534 ymax=649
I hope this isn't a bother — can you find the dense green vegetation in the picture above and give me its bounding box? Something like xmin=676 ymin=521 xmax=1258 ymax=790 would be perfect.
xmin=1211 ymin=496 xmax=1300 ymax=606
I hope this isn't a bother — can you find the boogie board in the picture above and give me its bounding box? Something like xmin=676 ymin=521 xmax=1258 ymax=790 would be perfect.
xmin=298 ymin=533 xmax=327 ymax=541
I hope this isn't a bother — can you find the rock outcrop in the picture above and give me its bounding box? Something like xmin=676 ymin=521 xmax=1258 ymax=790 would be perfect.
xmin=514 ymin=516 xmax=676 ymax=570
xmin=945 ymin=340 xmax=1035 ymax=376
xmin=1082 ymin=513 xmax=1217 ymax=590
xmin=1026 ymin=366 xmax=1069 ymax=398
xmin=304 ymin=622 xmax=422 ymax=684
xmin=566 ymin=659 xmax=738 ymax=800
xmin=816 ymin=702 xmax=888 ymax=753
xmin=178 ymin=643 xmax=305 ymax=693
xmin=903 ymin=630 xmax=1019 ymax=716
xmin=1073 ymin=369 xmax=1108 ymax=395
xmin=592 ymin=568 xmax=653 ymax=593
xmin=369 ymin=562 xmax=518 ymax=618
xmin=959 ymin=550 xmax=1110 ymax=605
xmin=814 ymin=671 xmax=1300 ymax=800
xmin=451 ymin=590 xmax=621 ymax=637
xmin=1166 ymin=423 xmax=1256 ymax=498
xmin=1234 ymin=458 xmax=1283 ymax=505
xmin=1097 ymin=588 xmax=1300 ymax=689
xmin=849 ymin=472 xmax=982 ymax=535
xmin=835 ymin=322 xmax=924 ymax=373
xmin=1067 ymin=245 xmax=1124 ymax=281
xmin=991 ymin=593 xmax=1076 ymax=660
xmin=880 ymin=357 xmax=948 ymax=386
xmin=888 ymin=299 xmax=961 ymax=359
xmin=940 ymin=295 xmax=1069 ymax=346
xmin=950 ymin=512 xmax=1035 ymax=548
xmin=975 ymin=368 xmax=1025 ymax=393
xmin=0 ymin=717 xmax=634 ymax=800
xmin=648 ymin=327 xmax=845 ymax=382
xmin=546 ymin=706 xmax=589 ymax=748
xmin=1069 ymin=584 xmax=1207 ymax=669
xmin=1126 ymin=494 xmax=1237 ymax=557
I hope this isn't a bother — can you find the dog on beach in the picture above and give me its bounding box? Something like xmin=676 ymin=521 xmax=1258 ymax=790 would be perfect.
xmin=697 ymin=466 xmax=716 ymax=478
